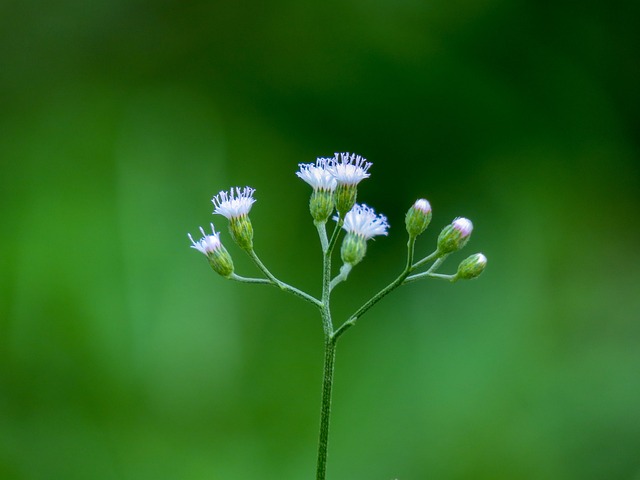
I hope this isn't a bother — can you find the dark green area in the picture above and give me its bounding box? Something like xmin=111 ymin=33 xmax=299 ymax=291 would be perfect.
xmin=1 ymin=0 xmax=639 ymax=478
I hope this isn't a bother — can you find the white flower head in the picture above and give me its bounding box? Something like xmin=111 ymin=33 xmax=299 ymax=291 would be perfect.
xmin=296 ymin=158 xmax=337 ymax=192
xmin=327 ymin=152 xmax=372 ymax=186
xmin=452 ymin=217 xmax=473 ymax=238
xmin=188 ymin=223 xmax=223 ymax=255
xmin=212 ymin=186 xmax=256 ymax=219
xmin=340 ymin=203 xmax=389 ymax=240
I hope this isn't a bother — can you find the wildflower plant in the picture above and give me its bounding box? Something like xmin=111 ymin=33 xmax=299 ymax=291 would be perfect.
xmin=188 ymin=152 xmax=487 ymax=479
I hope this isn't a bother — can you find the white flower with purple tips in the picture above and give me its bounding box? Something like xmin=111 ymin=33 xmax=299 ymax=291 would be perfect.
xmin=327 ymin=152 xmax=372 ymax=186
xmin=188 ymin=223 xmax=224 ymax=255
xmin=297 ymin=158 xmax=337 ymax=192
xmin=212 ymin=187 xmax=256 ymax=219
xmin=340 ymin=204 xmax=389 ymax=239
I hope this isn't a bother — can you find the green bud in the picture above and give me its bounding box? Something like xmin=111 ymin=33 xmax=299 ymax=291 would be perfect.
xmin=437 ymin=217 xmax=473 ymax=255
xmin=310 ymin=190 xmax=334 ymax=223
xmin=405 ymin=199 xmax=432 ymax=237
xmin=340 ymin=233 xmax=367 ymax=266
xmin=229 ymin=215 xmax=254 ymax=251
xmin=334 ymin=184 xmax=357 ymax=219
xmin=454 ymin=253 xmax=487 ymax=281
xmin=208 ymin=245 xmax=235 ymax=277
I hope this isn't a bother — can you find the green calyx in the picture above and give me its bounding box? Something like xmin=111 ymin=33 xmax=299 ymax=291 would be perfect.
xmin=229 ymin=215 xmax=254 ymax=251
xmin=310 ymin=190 xmax=335 ymax=223
xmin=334 ymin=184 xmax=357 ymax=218
xmin=340 ymin=232 xmax=367 ymax=266
xmin=207 ymin=245 xmax=234 ymax=278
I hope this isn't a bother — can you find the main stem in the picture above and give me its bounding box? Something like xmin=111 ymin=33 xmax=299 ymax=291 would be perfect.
xmin=315 ymin=219 xmax=342 ymax=480
xmin=316 ymin=337 xmax=336 ymax=480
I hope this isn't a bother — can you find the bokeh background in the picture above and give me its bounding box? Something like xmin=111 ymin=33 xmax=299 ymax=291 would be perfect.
xmin=1 ymin=0 xmax=639 ymax=479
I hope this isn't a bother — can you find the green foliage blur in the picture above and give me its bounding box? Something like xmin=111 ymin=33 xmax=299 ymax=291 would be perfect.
xmin=1 ymin=0 xmax=639 ymax=479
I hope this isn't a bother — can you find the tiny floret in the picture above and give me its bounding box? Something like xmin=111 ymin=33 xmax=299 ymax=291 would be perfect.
xmin=452 ymin=217 xmax=473 ymax=238
xmin=405 ymin=198 xmax=433 ymax=237
xmin=297 ymin=158 xmax=337 ymax=192
xmin=327 ymin=152 xmax=372 ymax=185
xmin=188 ymin=223 xmax=234 ymax=277
xmin=212 ymin=186 xmax=256 ymax=219
xmin=340 ymin=204 xmax=389 ymax=240
xmin=188 ymin=224 xmax=223 ymax=255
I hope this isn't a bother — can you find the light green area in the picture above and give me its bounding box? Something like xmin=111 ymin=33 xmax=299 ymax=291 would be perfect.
xmin=1 ymin=1 xmax=639 ymax=479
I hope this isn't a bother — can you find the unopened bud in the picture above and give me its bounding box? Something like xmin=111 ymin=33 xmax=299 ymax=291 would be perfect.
xmin=405 ymin=199 xmax=432 ymax=237
xmin=340 ymin=232 xmax=368 ymax=266
xmin=454 ymin=253 xmax=487 ymax=281
xmin=437 ymin=217 xmax=473 ymax=254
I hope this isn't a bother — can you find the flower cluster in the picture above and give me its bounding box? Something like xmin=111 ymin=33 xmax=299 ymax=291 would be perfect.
xmin=187 ymin=149 xmax=488 ymax=480
xmin=189 ymin=151 xmax=486 ymax=282
xmin=297 ymin=152 xmax=372 ymax=221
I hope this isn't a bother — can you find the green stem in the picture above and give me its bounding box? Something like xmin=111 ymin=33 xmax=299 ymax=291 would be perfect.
xmin=229 ymin=273 xmax=271 ymax=285
xmin=411 ymin=250 xmax=440 ymax=271
xmin=314 ymin=217 xmax=344 ymax=479
xmin=315 ymin=221 xmax=329 ymax=252
xmin=329 ymin=263 xmax=352 ymax=291
xmin=327 ymin=218 xmax=343 ymax=255
xmin=404 ymin=256 xmax=448 ymax=285
xmin=316 ymin=336 xmax=336 ymax=480
xmin=332 ymin=236 xmax=419 ymax=342
xmin=246 ymin=249 xmax=322 ymax=308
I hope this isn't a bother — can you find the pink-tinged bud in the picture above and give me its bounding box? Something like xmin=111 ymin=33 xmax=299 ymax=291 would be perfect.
xmin=454 ymin=253 xmax=487 ymax=281
xmin=437 ymin=217 xmax=473 ymax=254
xmin=405 ymin=198 xmax=432 ymax=237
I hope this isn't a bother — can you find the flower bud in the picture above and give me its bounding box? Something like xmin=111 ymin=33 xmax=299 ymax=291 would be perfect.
xmin=341 ymin=232 xmax=367 ymax=266
xmin=454 ymin=253 xmax=487 ymax=281
xmin=188 ymin=224 xmax=235 ymax=277
xmin=405 ymin=199 xmax=432 ymax=237
xmin=437 ymin=217 xmax=473 ymax=254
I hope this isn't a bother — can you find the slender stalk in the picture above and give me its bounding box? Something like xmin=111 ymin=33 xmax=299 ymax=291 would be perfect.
xmin=246 ymin=249 xmax=322 ymax=308
xmin=314 ymin=217 xmax=344 ymax=479
xmin=332 ymin=236 xmax=418 ymax=342
xmin=315 ymin=221 xmax=329 ymax=252
xmin=329 ymin=264 xmax=352 ymax=291
xmin=316 ymin=334 xmax=336 ymax=480
xmin=403 ymin=256 xmax=448 ymax=285
xmin=229 ymin=273 xmax=271 ymax=284
xmin=411 ymin=250 xmax=440 ymax=271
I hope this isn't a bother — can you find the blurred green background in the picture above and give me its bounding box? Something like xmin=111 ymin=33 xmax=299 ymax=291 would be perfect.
xmin=1 ymin=0 xmax=639 ymax=479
